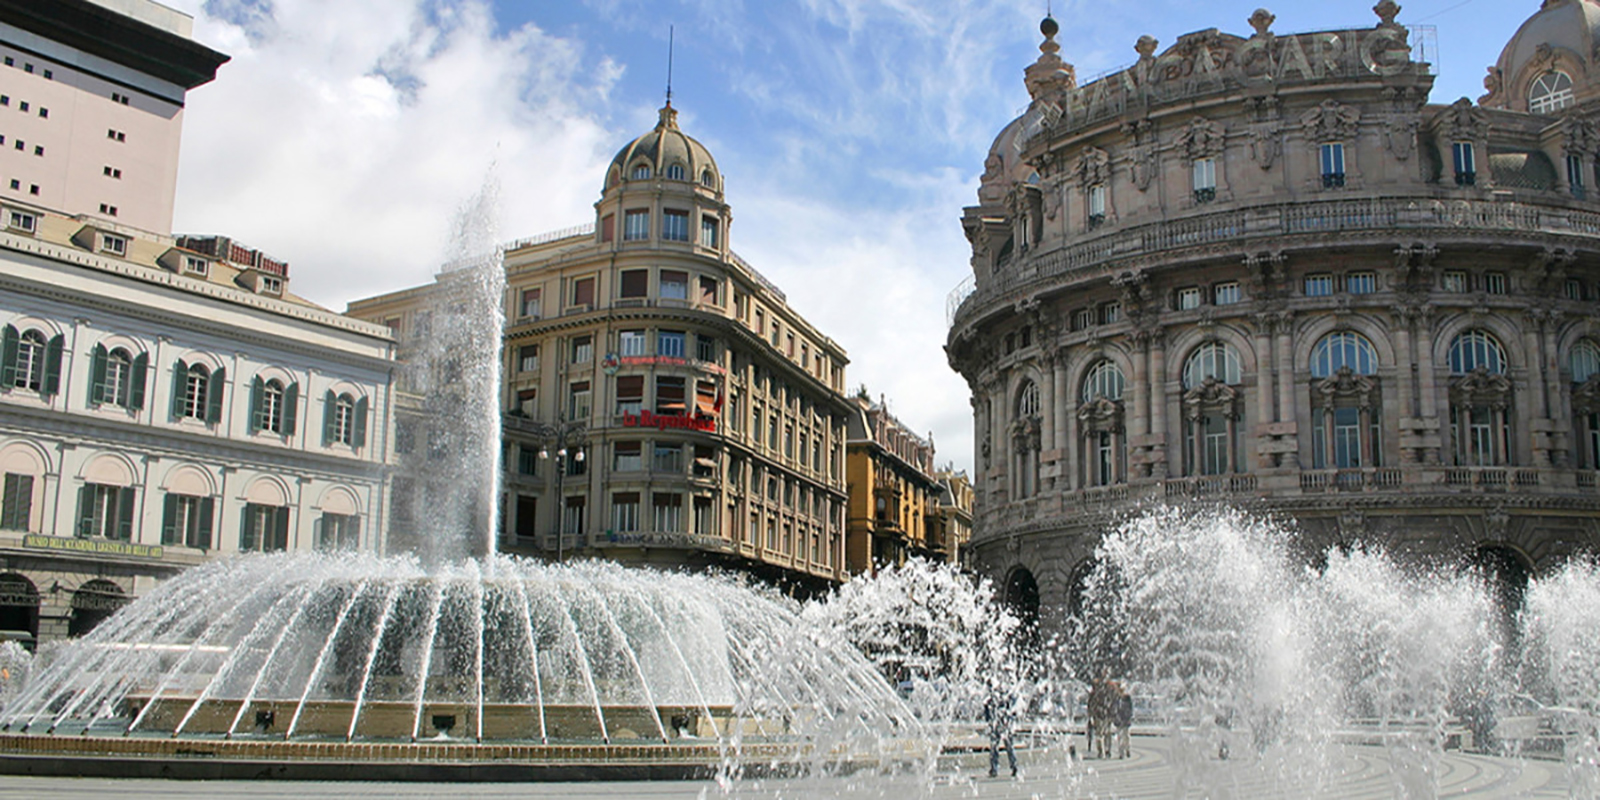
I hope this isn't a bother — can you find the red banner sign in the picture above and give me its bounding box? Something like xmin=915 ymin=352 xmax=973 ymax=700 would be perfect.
xmin=622 ymin=410 xmax=717 ymax=433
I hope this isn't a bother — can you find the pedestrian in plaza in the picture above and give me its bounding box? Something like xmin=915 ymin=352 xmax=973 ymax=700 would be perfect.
xmin=984 ymin=686 xmax=1018 ymax=778
xmin=1114 ymin=683 xmax=1133 ymax=758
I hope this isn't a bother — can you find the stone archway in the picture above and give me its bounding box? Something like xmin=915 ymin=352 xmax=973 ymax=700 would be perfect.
xmin=1003 ymin=565 xmax=1042 ymax=662
xmin=0 ymin=573 xmax=39 ymax=650
xmin=1066 ymin=556 xmax=1100 ymax=619
xmin=1471 ymin=543 xmax=1533 ymax=652
xmin=68 ymin=579 xmax=128 ymax=638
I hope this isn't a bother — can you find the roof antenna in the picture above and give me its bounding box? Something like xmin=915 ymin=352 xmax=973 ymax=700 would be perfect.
xmin=665 ymin=25 xmax=675 ymax=108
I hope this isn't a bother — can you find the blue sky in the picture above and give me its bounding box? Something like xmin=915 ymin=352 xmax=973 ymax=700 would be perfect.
xmin=166 ymin=0 xmax=1537 ymax=474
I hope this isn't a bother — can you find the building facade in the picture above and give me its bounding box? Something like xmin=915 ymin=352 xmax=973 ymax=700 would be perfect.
xmin=0 ymin=1 xmax=395 ymax=648
xmin=930 ymin=468 xmax=974 ymax=568
xmin=946 ymin=3 xmax=1600 ymax=617
xmin=350 ymin=104 xmax=856 ymax=592
xmin=844 ymin=395 xmax=944 ymax=575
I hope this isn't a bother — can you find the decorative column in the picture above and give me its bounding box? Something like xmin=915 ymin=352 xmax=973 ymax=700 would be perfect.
xmin=1392 ymin=309 xmax=1416 ymax=418
xmin=1274 ymin=311 xmax=1295 ymax=423
xmin=1054 ymin=350 xmax=1071 ymax=454
xmin=1522 ymin=311 xmax=1548 ymax=419
xmin=1253 ymin=313 xmax=1276 ymax=426
xmin=1359 ymin=405 xmax=1374 ymax=467
xmin=1149 ymin=332 xmax=1168 ymax=478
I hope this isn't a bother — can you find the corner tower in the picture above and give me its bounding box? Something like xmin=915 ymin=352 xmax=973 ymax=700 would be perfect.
xmin=595 ymin=104 xmax=731 ymax=257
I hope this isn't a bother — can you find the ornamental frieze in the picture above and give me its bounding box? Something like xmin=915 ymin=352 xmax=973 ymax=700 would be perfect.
xmin=1301 ymin=100 xmax=1360 ymax=142
xmin=1178 ymin=116 xmax=1226 ymax=159
xmin=1077 ymin=147 xmax=1111 ymax=187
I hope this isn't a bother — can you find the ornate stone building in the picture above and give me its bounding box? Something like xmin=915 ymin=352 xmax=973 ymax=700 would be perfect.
xmin=844 ymin=394 xmax=944 ymax=574
xmin=351 ymin=103 xmax=856 ymax=592
xmin=946 ymin=2 xmax=1600 ymax=617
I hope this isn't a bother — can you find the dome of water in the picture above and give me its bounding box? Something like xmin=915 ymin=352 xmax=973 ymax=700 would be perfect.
xmin=0 ymin=553 xmax=916 ymax=745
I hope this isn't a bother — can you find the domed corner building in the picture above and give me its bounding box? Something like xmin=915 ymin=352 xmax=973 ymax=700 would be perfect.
xmin=349 ymin=102 xmax=857 ymax=594
xmin=945 ymin=2 xmax=1600 ymax=622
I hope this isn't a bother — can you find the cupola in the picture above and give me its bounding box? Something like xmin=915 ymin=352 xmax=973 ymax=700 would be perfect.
xmin=1481 ymin=0 xmax=1600 ymax=113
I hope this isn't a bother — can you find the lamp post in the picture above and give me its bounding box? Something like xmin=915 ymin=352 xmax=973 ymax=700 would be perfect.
xmin=533 ymin=419 xmax=586 ymax=562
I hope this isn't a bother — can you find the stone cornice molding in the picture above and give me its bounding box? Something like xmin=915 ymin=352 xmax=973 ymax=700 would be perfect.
xmin=1313 ymin=366 xmax=1379 ymax=409
xmin=1182 ymin=376 xmax=1241 ymax=419
xmin=1449 ymin=366 xmax=1513 ymax=408
xmin=1076 ymin=395 xmax=1125 ymax=432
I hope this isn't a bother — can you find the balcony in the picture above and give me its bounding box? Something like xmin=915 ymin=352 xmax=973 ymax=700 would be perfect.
xmin=1299 ymin=468 xmax=1403 ymax=492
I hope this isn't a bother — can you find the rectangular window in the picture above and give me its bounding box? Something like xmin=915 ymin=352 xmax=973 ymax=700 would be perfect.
xmin=568 ymin=380 xmax=591 ymax=420
xmin=240 ymin=502 xmax=289 ymax=552
xmin=698 ymin=275 xmax=718 ymax=306
xmin=515 ymin=495 xmax=537 ymax=538
xmin=700 ymin=215 xmax=719 ymax=247
xmin=518 ymin=445 xmax=539 ymax=475
xmin=1567 ymin=278 xmax=1584 ymax=300
xmin=693 ymin=444 xmax=716 ymax=479
xmin=693 ymin=496 xmax=714 ymax=535
xmin=614 ymin=441 xmax=643 ymax=471
xmin=571 ymin=335 xmax=592 ymax=364
xmin=1346 ymin=272 xmax=1377 ymax=294
xmin=1177 ymin=287 xmax=1202 ymax=310
xmin=785 ymin=424 xmax=795 ymax=458
xmin=520 ymin=288 xmax=541 ymax=318
xmin=571 ymin=276 xmax=595 ymax=308
xmin=623 ymin=209 xmax=649 ymax=241
xmin=600 ymin=213 xmax=615 ymax=242
xmin=562 ymin=496 xmax=585 ymax=535
xmin=515 ymin=388 xmax=537 ymax=417
xmin=161 ymin=493 xmax=213 ymax=548
xmin=1304 ymin=274 xmax=1335 ymax=296
xmin=79 ymin=484 xmax=131 ymax=539
xmin=1320 ymin=143 xmax=1345 ymax=187
xmin=768 ymin=414 xmax=780 ymax=449
xmin=1099 ymin=301 xmax=1121 ymax=325
xmin=1213 ymin=282 xmax=1240 ymax=305
xmin=1072 ymin=308 xmax=1093 ymax=330
xmin=695 ymin=380 xmax=717 ymax=416
xmin=317 ymin=513 xmax=359 ymax=551
xmin=1 ymin=473 xmax=32 ymax=530
xmin=611 ymin=492 xmax=640 ymax=532
xmin=1485 ymin=272 xmax=1507 ymax=295
xmin=7 ymin=210 xmax=35 ymax=233
xmin=518 ymin=344 xmax=539 ymax=373
xmin=619 ymin=269 xmax=648 ymax=298
xmin=656 ymin=376 xmax=686 ymax=414
xmin=1570 ymin=154 xmax=1588 ymax=199
xmin=658 ymin=330 xmax=686 ymax=358
xmin=754 ymin=308 xmax=765 ymax=335
xmin=615 ymin=375 xmax=644 ymax=415
xmin=101 ymin=233 xmax=128 ymax=256
xmin=619 ymin=329 xmax=647 ymax=356
xmin=1442 ymin=271 xmax=1468 ymax=293
xmin=1453 ymin=141 xmax=1477 ymax=186
xmin=696 ymin=335 xmax=717 ymax=363
xmin=184 ymin=256 xmax=208 ymax=276
xmin=660 ymin=270 xmax=689 ymax=301
xmin=662 ymin=209 xmax=690 ymax=241
xmin=1192 ymin=158 xmax=1216 ymax=202
xmin=1088 ymin=185 xmax=1107 ymax=226
xmin=653 ymin=443 xmax=684 ymax=474
xmin=652 ymin=493 xmax=683 ymax=532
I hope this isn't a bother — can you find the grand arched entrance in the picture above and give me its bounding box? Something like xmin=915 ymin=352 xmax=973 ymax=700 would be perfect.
xmin=68 ymin=579 xmax=128 ymax=638
xmin=0 ymin=573 xmax=39 ymax=650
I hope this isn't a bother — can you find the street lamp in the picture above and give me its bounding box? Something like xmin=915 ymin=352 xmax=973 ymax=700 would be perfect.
xmin=531 ymin=419 xmax=586 ymax=562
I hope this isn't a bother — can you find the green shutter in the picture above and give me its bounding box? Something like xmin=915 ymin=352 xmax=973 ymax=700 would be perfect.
xmin=41 ymin=334 xmax=64 ymax=396
xmin=0 ymin=325 xmax=18 ymax=386
xmin=129 ymin=352 xmax=148 ymax=410
xmin=322 ymin=389 xmax=337 ymax=445
xmin=170 ymin=359 xmax=188 ymax=418
xmin=115 ymin=487 xmax=135 ymax=541
xmin=249 ymin=376 xmax=264 ymax=431
xmin=240 ymin=505 xmax=255 ymax=551
xmin=353 ymin=397 xmax=369 ymax=449
xmin=273 ymin=506 xmax=290 ymax=551
xmin=161 ymin=493 xmax=179 ymax=545
xmin=89 ymin=344 xmax=108 ymax=405
xmin=206 ymin=367 xmax=226 ymax=423
xmin=283 ymin=382 xmax=299 ymax=435
xmin=197 ymin=496 xmax=214 ymax=550
xmin=1 ymin=473 xmax=32 ymax=530
xmin=77 ymin=485 xmax=94 ymax=538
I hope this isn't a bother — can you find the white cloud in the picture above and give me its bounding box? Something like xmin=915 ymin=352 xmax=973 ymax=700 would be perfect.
xmin=170 ymin=0 xmax=620 ymax=307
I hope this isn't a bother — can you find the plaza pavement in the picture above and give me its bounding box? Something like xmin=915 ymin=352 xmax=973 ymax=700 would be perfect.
xmin=0 ymin=736 xmax=1577 ymax=798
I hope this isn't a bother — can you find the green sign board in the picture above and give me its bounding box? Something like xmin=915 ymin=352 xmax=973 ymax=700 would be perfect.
xmin=23 ymin=534 xmax=163 ymax=559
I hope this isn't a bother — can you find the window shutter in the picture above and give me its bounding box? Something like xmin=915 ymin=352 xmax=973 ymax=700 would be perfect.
xmin=170 ymin=359 xmax=188 ymax=418
xmin=161 ymin=493 xmax=179 ymax=545
xmin=206 ymin=367 xmax=226 ymax=423
xmin=197 ymin=497 xmax=214 ymax=550
xmin=283 ymin=382 xmax=299 ymax=435
xmin=240 ymin=507 xmax=254 ymax=551
xmin=323 ymin=389 xmax=337 ymax=445
xmin=0 ymin=325 xmax=18 ymax=386
xmin=314 ymin=515 xmax=327 ymax=550
xmin=353 ymin=397 xmax=369 ymax=449
xmin=249 ymin=376 xmax=264 ymax=430
xmin=77 ymin=485 xmax=94 ymax=538
xmin=274 ymin=506 xmax=290 ymax=551
xmin=89 ymin=344 xmax=108 ymax=405
xmin=42 ymin=334 xmax=64 ymax=395
xmin=129 ymin=352 xmax=148 ymax=410
xmin=115 ymin=487 xmax=136 ymax=541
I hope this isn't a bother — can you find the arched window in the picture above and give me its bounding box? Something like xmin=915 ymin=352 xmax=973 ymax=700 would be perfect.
xmin=1182 ymin=340 xmax=1241 ymax=388
xmin=1529 ymin=71 xmax=1575 ymax=115
xmin=700 ymin=169 xmax=715 ymax=187
xmin=250 ymin=376 xmax=300 ymax=436
xmin=1081 ymin=360 xmax=1125 ymax=402
xmin=630 ymin=164 xmax=651 ymax=180
xmin=1309 ymin=332 xmax=1381 ymax=469
xmin=1182 ymin=342 xmax=1243 ymax=475
xmin=1311 ymin=331 xmax=1377 ymax=378
xmin=1449 ymin=329 xmax=1506 ymax=375
xmin=104 ymin=349 xmax=131 ymax=404
xmin=1016 ymin=380 xmax=1040 ymax=417
xmin=1447 ymin=330 xmax=1512 ymax=466
xmin=664 ymin=163 xmax=685 ymax=181
xmin=11 ymin=330 xmax=47 ymax=391
xmin=1571 ymin=340 xmax=1600 ymax=468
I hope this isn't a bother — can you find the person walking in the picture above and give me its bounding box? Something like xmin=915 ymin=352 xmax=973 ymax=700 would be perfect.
xmin=984 ymin=688 xmax=1018 ymax=778
xmin=1114 ymin=683 xmax=1133 ymax=758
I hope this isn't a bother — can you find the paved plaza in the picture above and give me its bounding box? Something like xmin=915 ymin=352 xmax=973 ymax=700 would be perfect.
xmin=0 ymin=737 xmax=1578 ymax=799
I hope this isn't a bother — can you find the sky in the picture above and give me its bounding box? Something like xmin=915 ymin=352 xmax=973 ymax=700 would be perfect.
xmin=163 ymin=0 xmax=1538 ymax=475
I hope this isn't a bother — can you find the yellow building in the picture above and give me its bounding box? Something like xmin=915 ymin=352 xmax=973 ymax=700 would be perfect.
xmin=929 ymin=469 xmax=974 ymax=567
xmin=844 ymin=394 xmax=943 ymax=575
xmin=351 ymin=103 xmax=855 ymax=591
